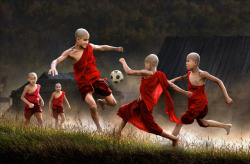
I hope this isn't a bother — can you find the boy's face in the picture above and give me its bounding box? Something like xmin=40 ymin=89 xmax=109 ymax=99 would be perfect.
xmin=186 ymin=56 xmax=197 ymax=70
xmin=76 ymin=34 xmax=89 ymax=48
xmin=55 ymin=84 xmax=62 ymax=92
xmin=28 ymin=75 xmax=37 ymax=85
xmin=145 ymin=61 xmax=151 ymax=70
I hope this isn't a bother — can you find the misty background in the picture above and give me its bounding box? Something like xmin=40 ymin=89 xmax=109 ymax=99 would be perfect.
xmin=0 ymin=0 xmax=250 ymax=141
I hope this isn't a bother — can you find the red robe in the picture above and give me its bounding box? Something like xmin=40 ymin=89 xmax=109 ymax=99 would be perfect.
xmin=25 ymin=84 xmax=40 ymax=109
xmin=73 ymin=43 xmax=101 ymax=90
xmin=52 ymin=91 xmax=65 ymax=109
xmin=117 ymin=71 xmax=180 ymax=135
xmin=187 ymin=71 xmax=208 ymax=112
xmin=140 ymin=71 xmax=181 ymax=123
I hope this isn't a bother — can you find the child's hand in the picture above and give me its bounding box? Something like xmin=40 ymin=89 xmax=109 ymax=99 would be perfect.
xmin=185 ymin=91 xmax=193 ymax=98
xmin=119 ymin=58 xmax=125 ymax=63
xmin=226 ymin=97 xmax=233 ymax=106
xmin=48 ymin=68 xmax=58 ymax=76
xmin=49 ymin=109 xmax=52 ymax=114
xmin=68 ymin=105 xmax=71 ymax=110
xmin=41 ymin=101 xmax=44 ymax=107
xmin=116 ymin=47 xmax=124 ymax=52
xmin=29 ymin=103 xmax=34 ymax=108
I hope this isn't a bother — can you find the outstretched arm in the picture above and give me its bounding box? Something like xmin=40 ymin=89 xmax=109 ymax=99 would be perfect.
xmin=168 ymin=81 xmax=192 ymax=97
xmin=48 ymin=50 xmax=70 ymax=76
xmin=169 ymin=74 xmax=188 ymax=83
xmin=21 ymin=86 xmax=34 ymax=108
xmin=119 ymin=58 xmax=153 ymax=76
xmin=64 ymin=95 xmax=71 ymax=110
xmin=201 ymin=71 xmax=233 ymax=106
xmin=91 ymin=44 xmax=123 ymax=52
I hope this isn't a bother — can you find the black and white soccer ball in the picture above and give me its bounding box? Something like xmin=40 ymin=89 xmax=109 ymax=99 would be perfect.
xmin=110 ymin=70 xmax=124 ymax=83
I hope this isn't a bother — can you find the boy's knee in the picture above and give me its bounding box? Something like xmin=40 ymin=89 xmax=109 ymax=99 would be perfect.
xmin=89 ymin=104 xmax=97 ymax=110
xmin=89 ymin=105 xmax=98 ymax=113
xmin=181 ymin=116 xmax=194 ymax=125
xmin=197 ymin=120 xmax=208 ymax=127
xmin=109 ymin=100 xmax=117 ymax=106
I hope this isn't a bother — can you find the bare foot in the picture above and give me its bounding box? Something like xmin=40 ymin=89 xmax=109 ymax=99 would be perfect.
xmin=225 ymin=124 xmax=232 ymax=135
xmin=97 ymin=99 xmax=106 ymax=110
xmin=95 ymin=128 xmax=103 ymax=135
xmin=172 ymin=138 xmax=180 ymax=148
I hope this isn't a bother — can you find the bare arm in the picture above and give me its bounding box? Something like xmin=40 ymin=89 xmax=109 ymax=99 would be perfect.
xmin=64 ymin=95 xmax=71 ymax=110
xmin=201 ymin=71 xmax=233 ymax=106
xmin=170 ymin=74 xmax=188 ymax=83
xmin=49 ymin=93 xmax=54 ymax=113
xmin=91 ymin=43 xmax=123 ymax=52
xmin=119 ymin=58 xmax=153 ymax=76
xmin=168 ymin=80 xmax=192 ymax=97
xmin=48 ymin=50 xmax=70 ymax=76
xmin=39 ymin=94 xmax=44 ymax=107
xmin=21 ymin=86 xmax=34 ymax=108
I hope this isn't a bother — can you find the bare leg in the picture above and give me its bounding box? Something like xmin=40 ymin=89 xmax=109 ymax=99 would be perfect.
xmin=34 ymin=112 xmax=43 ymax=128
xmin=199 ymin=119 xmax=232 ymax=135
xmin=97 ymin=94 xmax=117 ymax=110
xmin=85 ymin=93 xmax=102 ymax=131
xmin=160 ymin=130 xmax=180 ymax=148
xmin=115 ymin=119 xmax=127 ymax=138
xmin=59 ymin=113 xmax=65 ymax=129
xmin=55 ymin=118 xmax=59 ymax=129
xmin=172 ymin=123 xmax=183 ymax=136
xmin=24 ymin=118 xmax=31 ymax=126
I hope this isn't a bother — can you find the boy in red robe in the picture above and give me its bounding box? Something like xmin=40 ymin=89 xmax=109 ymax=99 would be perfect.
xmin=117 ymin=54 xmax=192 ymax=147
xmin=49 ymin=83 xmax=71 ymax=129
xmin=48 ymin=28 xmax=123 ymax=131
xmin=170 ymin=52 xmax=233 ymax=136
xmin=21 ymin=72 xmax=44 ymax=127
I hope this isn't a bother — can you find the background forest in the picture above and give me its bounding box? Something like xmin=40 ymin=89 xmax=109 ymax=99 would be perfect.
xmin=0 ymin=0 xmax=250 ymax=95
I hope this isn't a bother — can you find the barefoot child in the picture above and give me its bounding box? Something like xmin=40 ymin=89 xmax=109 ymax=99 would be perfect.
xmin=171 ymin=52 xmax=233 ymax=136
xmin=21 ymin=72 xmax=44 ymax=127
xmin=117 ymin=54 xmax=192 ymax=147
xmin=49 ymin=83 xmax=71 ymax=129
xmin=49 ymin=28 xmax=123 ymax=131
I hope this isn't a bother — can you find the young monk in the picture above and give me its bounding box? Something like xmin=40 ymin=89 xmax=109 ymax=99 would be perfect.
xmin=49 ymin=83 xmax=71 ymax=129
xmin=117 ymin=54 xmax=192 ymax=147
xmin=48 ymin=28 xmax=123 ymax=131
xmin=170 ymin=52 xmax=233 ymax=136
xmin=21 ymin=72 xmax=44 ymax=127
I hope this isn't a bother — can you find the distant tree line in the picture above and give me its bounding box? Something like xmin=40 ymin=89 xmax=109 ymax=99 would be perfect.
xmin=0 ymin=0 xmax=249 ymax=88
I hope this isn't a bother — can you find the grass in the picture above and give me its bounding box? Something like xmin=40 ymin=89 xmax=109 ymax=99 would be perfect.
xmin=0 ymin=120 xmax=250 ymax=163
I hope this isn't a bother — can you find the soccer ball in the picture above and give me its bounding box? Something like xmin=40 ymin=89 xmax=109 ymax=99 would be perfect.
xmin=110 ymin=70 xmax=124 ymax=83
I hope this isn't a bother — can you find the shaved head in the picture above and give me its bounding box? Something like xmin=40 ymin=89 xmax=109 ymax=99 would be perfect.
xmin=75 ymin=28 xmax=89 ymax=38
xmin=55 ymin=83 xmax=61 ymax=87
xmin=28 ymin=72 xmax=37 ymax=78
xmin=145 ymin=54 xmax=159 ymax=67
xmin=187 ymin=52 xmax=200 ymax=64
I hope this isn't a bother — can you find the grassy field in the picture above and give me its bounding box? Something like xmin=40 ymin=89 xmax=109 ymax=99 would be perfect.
xmin=0 ymin=121 xmax=250 ymax=164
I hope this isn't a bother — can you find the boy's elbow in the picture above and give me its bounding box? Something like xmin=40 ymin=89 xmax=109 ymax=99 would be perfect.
xmin=125 ymin=70 xmax=132 ymax=75
xmin=126 ymin=71 xmax=133 ymax=75
xmin=216 ymin=79 xmax=223 ymax=85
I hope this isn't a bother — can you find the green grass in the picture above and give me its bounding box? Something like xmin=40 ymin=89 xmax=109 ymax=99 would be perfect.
xmin=0 ymin=121 xmax=249 ymax=163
